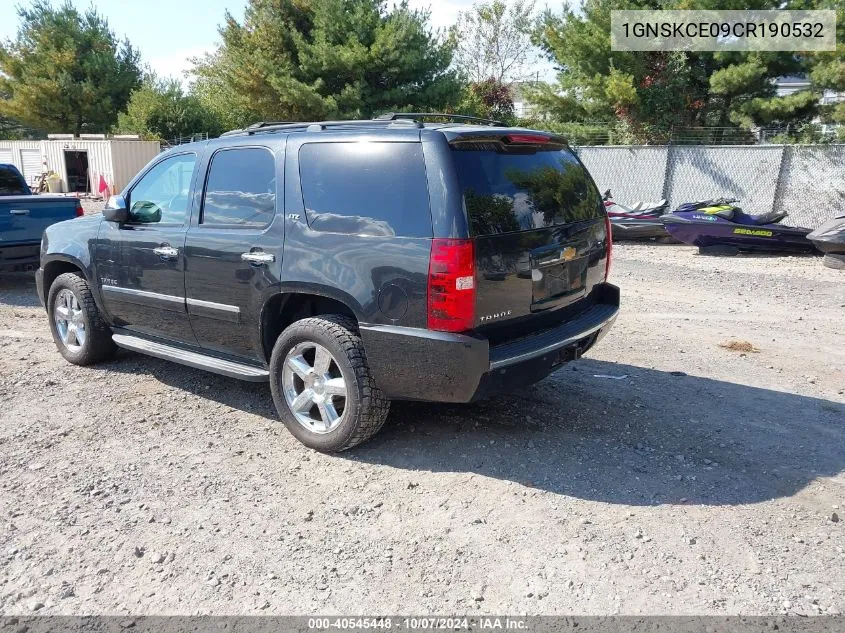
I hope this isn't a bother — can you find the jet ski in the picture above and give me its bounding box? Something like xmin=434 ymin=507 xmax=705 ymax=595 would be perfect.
xmin=603 ymin=189 xmax=672 ymax=240
xmin=662 ymin=199 xmax=815 ymax=254
xmin=807 ymin=214 xmax=845 ymax=269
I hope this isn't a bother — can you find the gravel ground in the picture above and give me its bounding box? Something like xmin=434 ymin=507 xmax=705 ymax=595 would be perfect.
xmin=0 ymin=240 xmax=843 ymax=616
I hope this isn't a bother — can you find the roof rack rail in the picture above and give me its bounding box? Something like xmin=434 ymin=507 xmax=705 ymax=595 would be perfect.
xmin=220 ymin=118 xmax=422 ymax=137
xmin=303 ymin=119 xmax=422 ymax=131
xmin=248 ymin=121 xmax=288 ymax=129
xmin=374 ymin=112 xmax=505 ymax=127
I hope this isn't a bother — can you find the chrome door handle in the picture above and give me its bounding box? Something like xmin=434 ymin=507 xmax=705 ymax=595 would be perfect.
xmin=9 ymin=209 xmax=29 ymax=215
xmin=153 ymin=246 xmax=178 ymax=259
xmin=241 ymin=251 xmax=275 ymax=265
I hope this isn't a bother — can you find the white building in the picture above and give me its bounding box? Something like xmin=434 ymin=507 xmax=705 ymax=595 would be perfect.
xmin=0 ymin=135 xmax=160 ymax=195
xmin=775 ymin=75 xmax=844 ymax=105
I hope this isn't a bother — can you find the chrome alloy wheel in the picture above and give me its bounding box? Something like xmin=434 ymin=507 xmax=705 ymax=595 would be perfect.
xmin=281 ymin=342 xmax=348 ymax=433
xmin=54 ymin=288 xmax=86 ymax=351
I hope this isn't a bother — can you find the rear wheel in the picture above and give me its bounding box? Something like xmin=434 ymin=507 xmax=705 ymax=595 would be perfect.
xmin=47 ymin=272 xmax=117 ymax=365
xmin=269 ymin=315 xmax=390 ymax=452
xmin=822 ymin=253 xmax=845 ymax=270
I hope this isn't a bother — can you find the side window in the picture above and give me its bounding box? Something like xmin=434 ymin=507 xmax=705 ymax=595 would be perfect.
xmin=201 ymin=148 xmax=276 ymax=227
xmin=128 ymin=153 xmax=196 ymax=225
xmin=299 ymin=142 xmax=431 ymax=237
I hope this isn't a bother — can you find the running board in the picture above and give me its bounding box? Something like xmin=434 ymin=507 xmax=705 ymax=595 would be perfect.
xmin=111 ymin=333 xmax=269 ymax=382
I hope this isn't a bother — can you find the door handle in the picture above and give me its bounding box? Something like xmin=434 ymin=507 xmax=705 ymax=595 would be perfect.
xmin=9 ymin=209 xmax=29 ymax=215
xmin=241 ymin=251 xmax=275 ymax=265
xmin=153 ymin=245 xmax=179 ymax=259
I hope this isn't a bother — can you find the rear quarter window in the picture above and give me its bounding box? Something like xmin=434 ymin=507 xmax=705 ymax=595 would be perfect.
xmin=451 ymin=144 xmax=602 ymax=236
xmin=299 ymin=142 xmax=431 ymax=238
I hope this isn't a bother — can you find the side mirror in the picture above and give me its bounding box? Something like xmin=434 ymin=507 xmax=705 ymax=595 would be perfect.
xmin=129 ymin=201 xmax=162 ymax=224
xmin=103 ymin=195 xmax=128 ymax=223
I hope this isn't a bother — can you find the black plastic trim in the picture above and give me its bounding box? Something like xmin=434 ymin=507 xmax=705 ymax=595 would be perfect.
xmin=359 ymin=324 xmax=489 ymax=402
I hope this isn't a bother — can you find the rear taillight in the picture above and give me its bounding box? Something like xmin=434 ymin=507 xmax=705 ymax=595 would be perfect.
xmin=75 ymin=200 xmax=84 ymax=218
xmin=604 ymin=215 xmax=613 ymax=281
xmin=427 ymin=238 xmax=475 ymax=332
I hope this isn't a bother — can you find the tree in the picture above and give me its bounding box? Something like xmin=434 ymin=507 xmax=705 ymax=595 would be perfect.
xmin=0 ymin=1 xmax=142 ymax=135
xmin=532 ymin=0 xmax=824 ymax=141
xmin=191 ymin=0 xmax=461 ymax=128
xmin=115 ymin=74 xmax=223 ymax=140
xmin=451 ymin=0 xmax=538 ymax=84
xmin=458 ymin=78 xmax=516 ymax=121
xmin=800 ymin=0 xmax=845 ymax=124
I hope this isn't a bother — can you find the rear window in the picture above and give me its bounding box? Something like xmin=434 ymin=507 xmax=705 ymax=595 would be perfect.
xmin=451 ymin=144 xmax=602 ymax=236
xmin=0 ymin=166 xmax=27 ymax=195
xmin=299 ymin=142 xmax=431 ymax=237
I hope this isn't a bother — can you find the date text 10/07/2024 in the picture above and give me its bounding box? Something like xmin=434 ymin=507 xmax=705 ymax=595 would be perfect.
xmin=307 ymin=618 xmax=529 ymax=630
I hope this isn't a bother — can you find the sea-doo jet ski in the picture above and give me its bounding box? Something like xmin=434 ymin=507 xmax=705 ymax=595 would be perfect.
xmin=662 ymin=199 xmax=814 ymax=254
xmin=603 ymin=189 xmax=671 ymax=240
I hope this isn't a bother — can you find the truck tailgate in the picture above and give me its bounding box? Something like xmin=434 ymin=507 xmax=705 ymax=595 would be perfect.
xmin=0 ymin=196 xmax=80 ymax=245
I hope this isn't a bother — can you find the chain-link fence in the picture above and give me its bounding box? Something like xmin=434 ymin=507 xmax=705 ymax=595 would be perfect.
xmin=162 ymin=132 xmax=210 ymax=149
xmin=528 ymin=123 xmax=845 ymax=145
xmin=573 ymin=144 xmax=845 ymax=229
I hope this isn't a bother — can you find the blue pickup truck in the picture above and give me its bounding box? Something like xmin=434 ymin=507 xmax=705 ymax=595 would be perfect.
xmin=1 ymin=163 xmax=83 ymax=271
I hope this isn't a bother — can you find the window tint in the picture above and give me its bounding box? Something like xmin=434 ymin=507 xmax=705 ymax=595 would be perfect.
xmin=452 ymin=144 xmax=602 ymax=236
xmin=202 ymin=148 xmax=276 ymax=226
xmin=129 ymin=153 xmax=196 ymax=224
xmin=299 ymin=142 xmax=431 ymax=237
xmin=0 ymin=165 xmax=28 ymax=195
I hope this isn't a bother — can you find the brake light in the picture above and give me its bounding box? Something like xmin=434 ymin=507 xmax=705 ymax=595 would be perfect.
xmin=75 ymin=200 xmax=84 ymax=218
xmin=505 ymin=134 xmax=550 ymax=144
xmin=427 ymin=238 xmax=475 ymax=332
xmin=604 ymin=215 xmax=613 ymax=281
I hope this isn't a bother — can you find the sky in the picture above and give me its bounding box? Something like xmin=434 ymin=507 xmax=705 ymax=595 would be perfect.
xmin=0 ymin=0 xmax=552 ymax=83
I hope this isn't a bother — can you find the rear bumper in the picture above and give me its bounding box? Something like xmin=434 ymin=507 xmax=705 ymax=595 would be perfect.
xmin=0 ymin=243 xmax=40 ymax=272
xmin=360 ymin=283 xmax=619 ymax=403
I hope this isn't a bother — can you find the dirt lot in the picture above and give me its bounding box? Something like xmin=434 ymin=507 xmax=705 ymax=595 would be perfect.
xmin=1 ymin=242 xmax=843 ymax=616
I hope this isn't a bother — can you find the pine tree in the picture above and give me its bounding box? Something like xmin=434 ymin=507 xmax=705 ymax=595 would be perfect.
xmin=532 ymin=0 xmax=831 ymax=141
xmin=0 ymin=1 xmax=142 ymax=135
xmin=191 ymin=0 xmax=462 ymax=128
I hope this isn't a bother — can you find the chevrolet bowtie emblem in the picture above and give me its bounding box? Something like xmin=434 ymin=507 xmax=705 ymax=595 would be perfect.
xmin=561 ymin=246 xmax=577 ymax=261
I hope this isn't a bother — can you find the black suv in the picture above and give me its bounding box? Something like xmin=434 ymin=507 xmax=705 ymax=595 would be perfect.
xmin=37 ymin=114 xmax=619 ymax=452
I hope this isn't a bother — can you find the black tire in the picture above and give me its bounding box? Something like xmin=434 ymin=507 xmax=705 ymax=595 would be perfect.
xmin=822 ymin=253 xmax=845 ymax=270
xmin=47 ymin=272 xmax=117 ymax=365
xmin=269 ymin=315 xmax=390 ymax=452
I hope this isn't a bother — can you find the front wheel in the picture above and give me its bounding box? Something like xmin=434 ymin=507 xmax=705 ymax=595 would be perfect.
xmin=269 ymin=315 xmax=390 ymax=452
xmin=47 ymin=272 xmax=117 ymax=366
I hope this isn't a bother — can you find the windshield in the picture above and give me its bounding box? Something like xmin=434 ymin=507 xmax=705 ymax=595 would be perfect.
xmin=451 ymin=144 xmax=602 ymax=236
